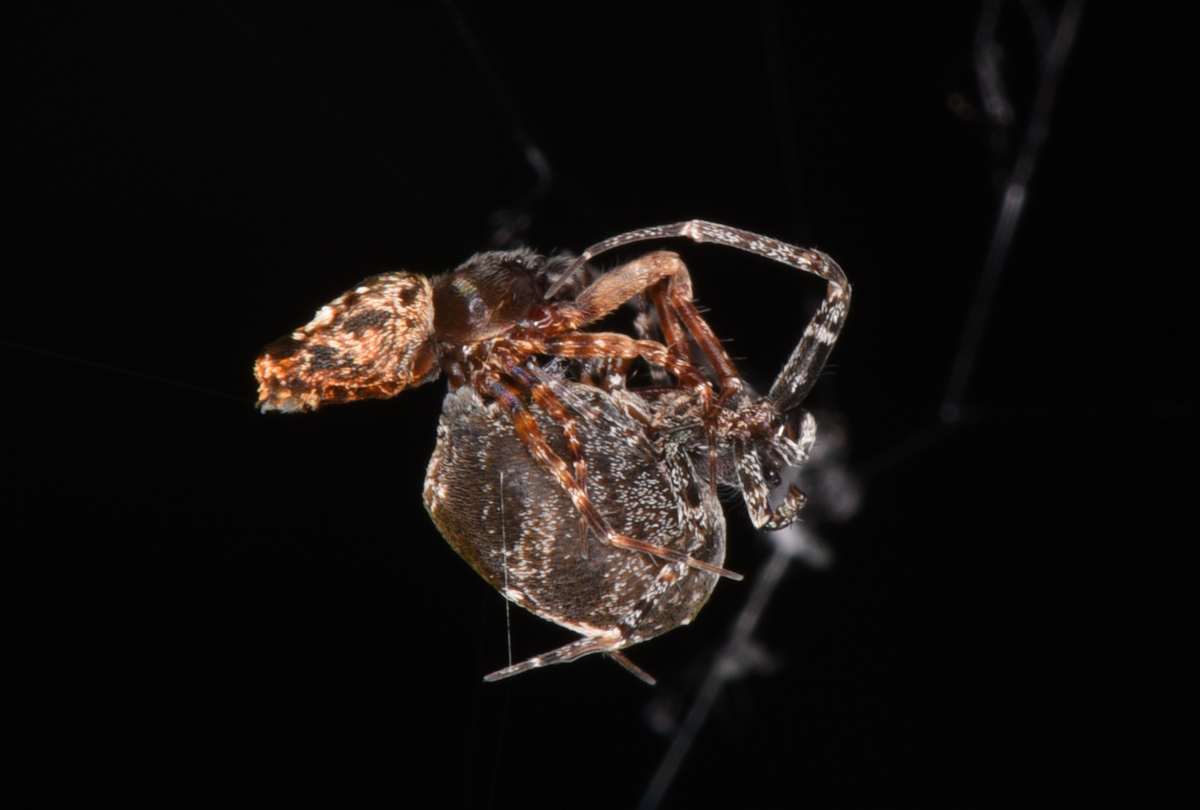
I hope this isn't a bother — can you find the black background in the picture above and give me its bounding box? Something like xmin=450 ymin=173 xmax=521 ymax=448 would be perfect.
xmin=10 ymin=3 xmax=1194 ymax=806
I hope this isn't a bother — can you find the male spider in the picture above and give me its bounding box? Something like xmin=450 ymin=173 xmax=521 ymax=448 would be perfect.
xmin=255 ymin=221 xmax=850 ymax=681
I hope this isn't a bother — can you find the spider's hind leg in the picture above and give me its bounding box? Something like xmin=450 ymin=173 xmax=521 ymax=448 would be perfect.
xmin=482 ymin=633 xmax=655 ymax=685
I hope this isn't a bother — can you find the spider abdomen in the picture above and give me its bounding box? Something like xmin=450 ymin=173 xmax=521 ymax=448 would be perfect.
xmin=423 ymin=382 xmax=726 ymax=646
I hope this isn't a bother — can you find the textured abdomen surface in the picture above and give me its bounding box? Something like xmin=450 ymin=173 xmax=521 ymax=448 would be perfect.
xmin=423 ymin=383 xmax=725 ymax=645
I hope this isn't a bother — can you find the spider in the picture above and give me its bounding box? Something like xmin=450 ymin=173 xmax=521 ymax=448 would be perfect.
xmin=255 ymin=221 xmax=849 ymax=681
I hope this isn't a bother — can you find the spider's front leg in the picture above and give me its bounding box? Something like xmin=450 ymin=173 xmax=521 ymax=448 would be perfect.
xmin=766 ymin=276 xmax=850 ymax=413
xmin=561 ymin=250 xmax=745 ymax=401
xmin=715 ymin=262 xmax=846 ymax=532
xmin=560 ymin=219 xmax=852 ymax=412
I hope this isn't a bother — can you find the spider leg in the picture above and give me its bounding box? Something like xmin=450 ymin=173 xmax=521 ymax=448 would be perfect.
xmin=556 ymin=251 xmax=687 ymax=327
xmin=564 ymin=220 xmax=848 ymax=293
xmin=644 ymin=263 xmax=750 ymax=488
xmin=537 ymin=332 xmax=714 ymax=404
xmin=506 ymin=363 xmax=587 ymax=486
xmin=645 ymin=262 xmax=743 ymax=405
xmin=506 ymin=362 xmax=591 ymax=543
xmin=555 ymin=249 xmax=743 ymax=400
xmin=766 ymin=277 xmax=850 ymax=412
xmin=487 ymin=380 xmax=742 ymax=581
xmin=482 ymin=632 xmax=655 ymax=685
xmin=554 ymin=219 xmax=851 ymax=414
xmin=483 ymin=556 xmax=700 ymax=684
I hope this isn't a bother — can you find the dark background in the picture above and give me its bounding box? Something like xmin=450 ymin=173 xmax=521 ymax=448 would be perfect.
xmin=10 ymin=2 xmax=1193 ymax=806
